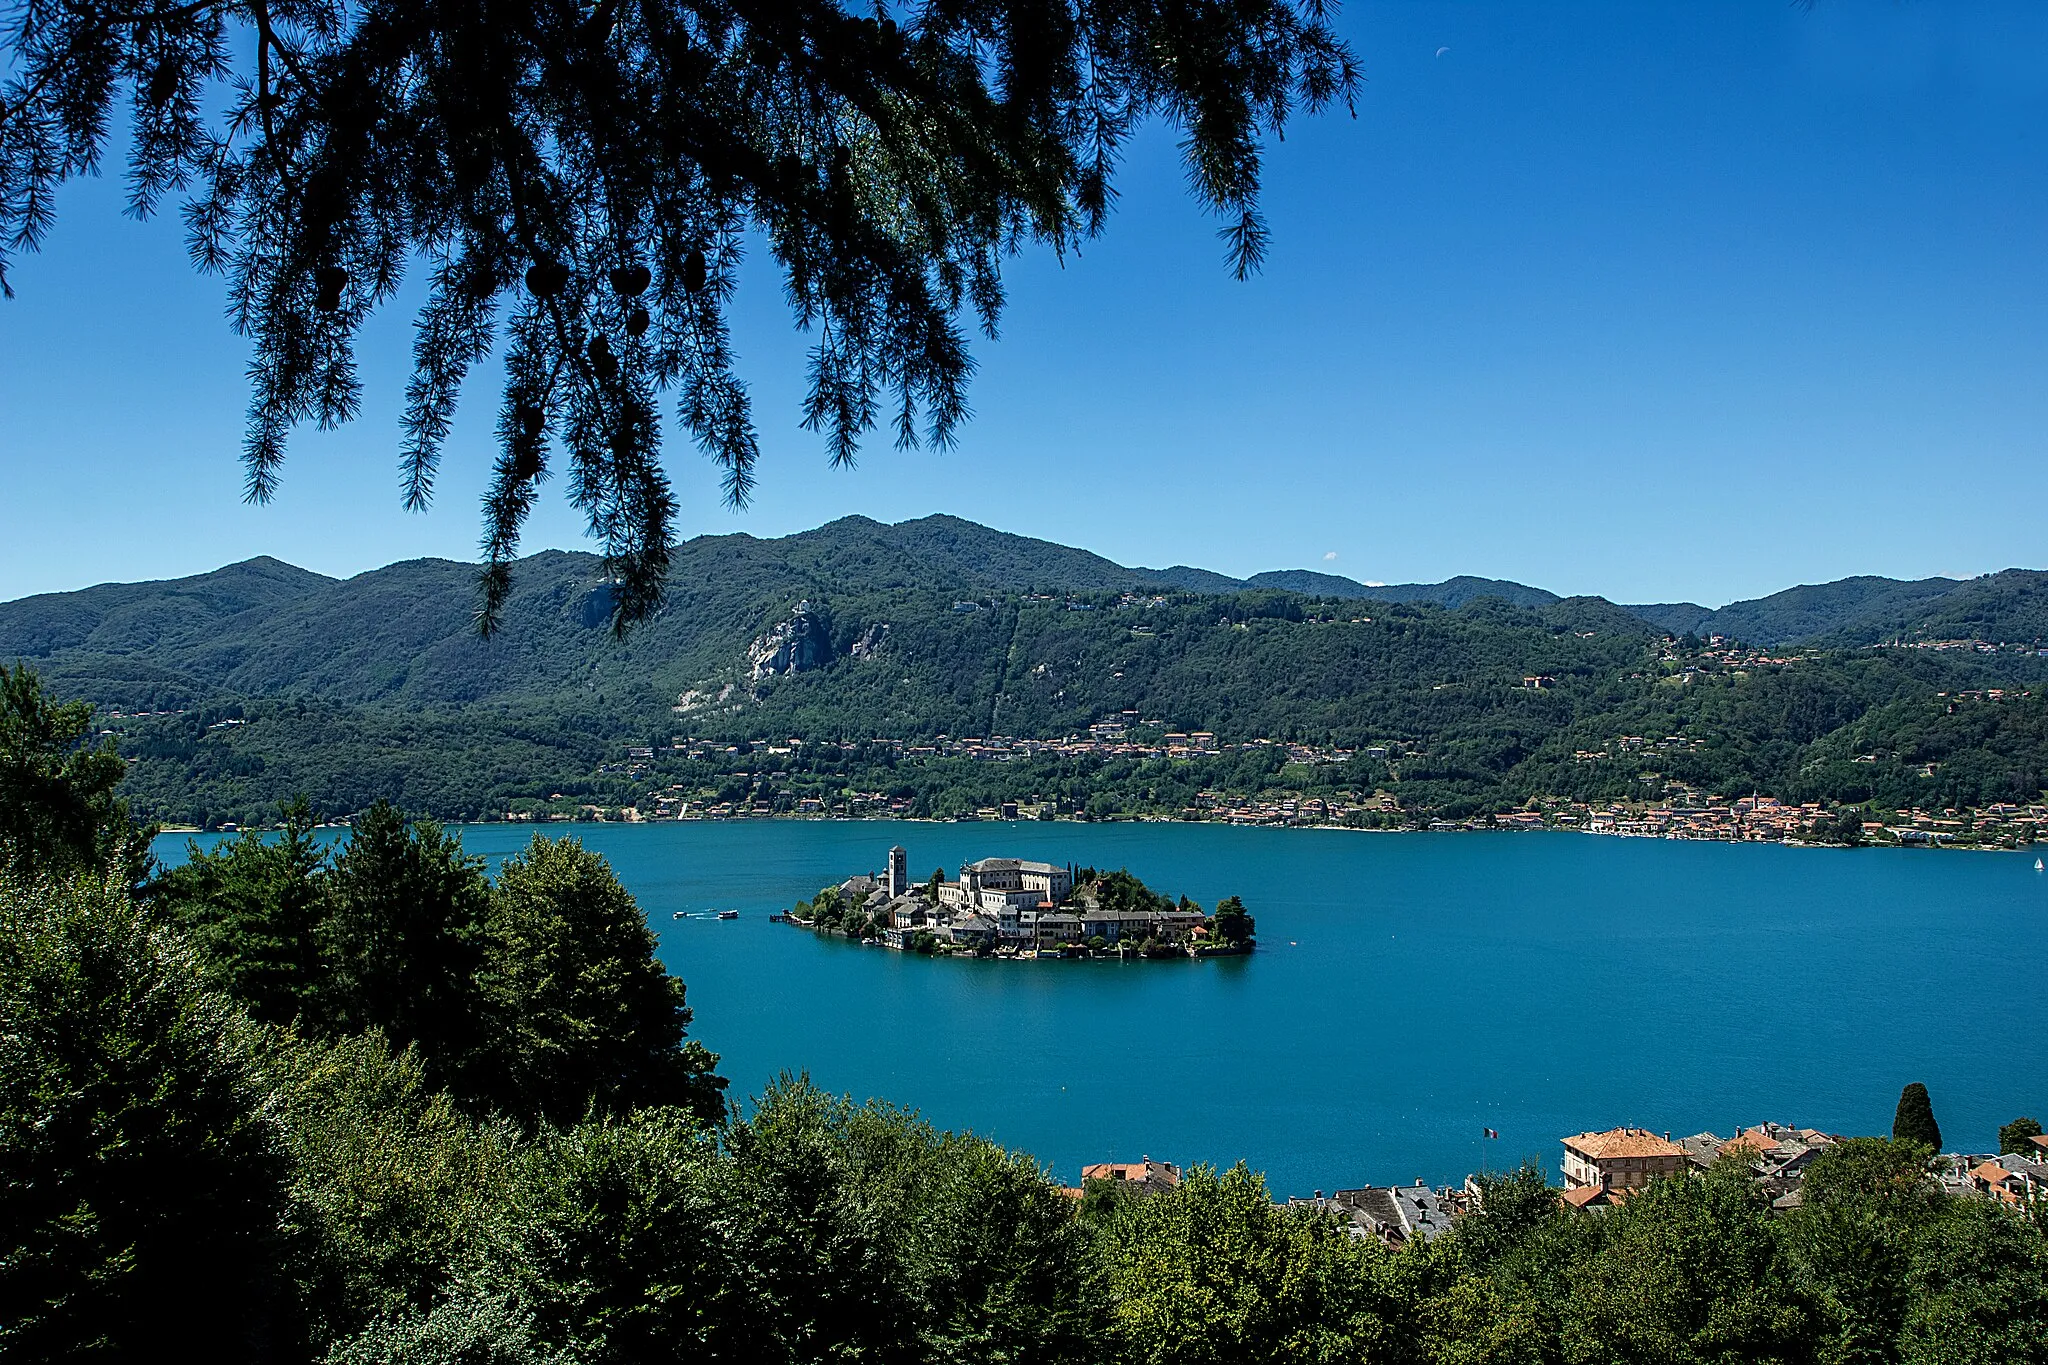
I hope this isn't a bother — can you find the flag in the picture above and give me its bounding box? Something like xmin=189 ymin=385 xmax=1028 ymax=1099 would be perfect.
xmin=1483 ymin=1128 xmax=1498 ymax=1140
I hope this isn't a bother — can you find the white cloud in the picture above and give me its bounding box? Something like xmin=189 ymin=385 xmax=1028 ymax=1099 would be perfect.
xmin=1323 ymin=550 xmax=1339 ymax=561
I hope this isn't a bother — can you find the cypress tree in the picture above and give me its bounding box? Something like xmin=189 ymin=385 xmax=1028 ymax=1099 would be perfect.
xmin=1892 ymin=1083 xmax=1942 ymax=1151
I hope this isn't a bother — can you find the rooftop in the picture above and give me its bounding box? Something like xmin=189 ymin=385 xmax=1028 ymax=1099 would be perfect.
xmin=1565 ymin=1128 xmax=1687 ymax=1160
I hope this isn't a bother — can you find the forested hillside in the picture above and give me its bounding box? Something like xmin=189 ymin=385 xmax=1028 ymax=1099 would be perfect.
xmin=6 ymin=517 xmax=2048 ymax=825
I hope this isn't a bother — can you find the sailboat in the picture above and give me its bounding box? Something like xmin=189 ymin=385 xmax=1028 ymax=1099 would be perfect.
xmin=2035 ymin=857 xmax=2043 ymax=872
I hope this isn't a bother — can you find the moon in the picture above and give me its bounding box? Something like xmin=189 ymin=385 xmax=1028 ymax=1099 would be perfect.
xmin=1435 ymin=46 xmax=1450 ymax=58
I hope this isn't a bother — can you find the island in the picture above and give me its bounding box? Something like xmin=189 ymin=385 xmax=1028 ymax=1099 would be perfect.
xmin=779 ymin=846 xmax=1255 ymax=959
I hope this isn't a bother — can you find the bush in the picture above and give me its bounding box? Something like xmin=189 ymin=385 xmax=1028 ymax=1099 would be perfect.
xmin=0 ymin=872 xmax=292 ymax=1360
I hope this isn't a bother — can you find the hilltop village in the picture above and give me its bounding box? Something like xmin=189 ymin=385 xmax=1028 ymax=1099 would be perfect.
xmin=1087 ymin=1122 xmax=2048 ymax=1250
xmin=780 ymin=847 xmax=1256 ymax=958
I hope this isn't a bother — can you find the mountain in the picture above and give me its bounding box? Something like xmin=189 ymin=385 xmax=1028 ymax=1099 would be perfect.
xmin=10 ymin=516 xmax=2048 ymax=828
xmin=0 ymin=556 xmax=335 ymax=658
xmin=1618 ymin=572 xmax=2048 ymax=647
xmin=1621 ymin=577 xmax=1965 ymax=647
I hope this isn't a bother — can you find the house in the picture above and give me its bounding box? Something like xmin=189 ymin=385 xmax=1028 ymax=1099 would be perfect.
xmin=1297 ymin=1183 xmax=1457 ymax=1247
xmin=1969 ymin=1154 xmax=2048 ymax=1207
xmin=1718 ymin=1124 xmax=1839 ymax=1180
xmin=1081 ymin=1158 xmax=1181 ymax=1195
xmin=1561 ymin=1128 xmax=1688 ymax=1192
xmin=943 ymin=914 xmax=998 ymax=949
xmin=1676 ymin=1132 xmax=1726 ymax=1173
xmin=1561 ymin=1184 xmax=1625 ymax=1211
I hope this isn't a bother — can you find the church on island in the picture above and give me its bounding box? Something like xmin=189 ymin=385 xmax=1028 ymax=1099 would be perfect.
xmin=786 ymin=846 xmax=1250 ymax=958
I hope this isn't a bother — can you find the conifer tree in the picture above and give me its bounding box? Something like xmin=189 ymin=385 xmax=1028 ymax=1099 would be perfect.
xmin=0 ymin=2 xmax=1358 ymax=631
xmin=1892 ymin=1082 xmax=1942 ymax=1152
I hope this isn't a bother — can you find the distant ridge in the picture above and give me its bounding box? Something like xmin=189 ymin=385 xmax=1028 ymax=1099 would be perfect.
xmin=4 ymin=518 xmax=2043 ymax=668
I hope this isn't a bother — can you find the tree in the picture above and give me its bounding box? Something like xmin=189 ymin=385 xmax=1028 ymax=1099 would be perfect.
xmin=481 ymin=835 xmax=725 ymax=1125
xmin=1893 ymin=1083 xmax=1943 ymax=1152
xmin=1999 ymin=1116 xmax=2043 ymax=1156
xmin=1211 ymin=894 xmax=1255 ymax=946
xmin=153 ymin=797 xmax=335 ymax=1028
xmin=276 ymin=1031 xmax=519 ymax=1341
xmin=1560 ymin=1163 xmax=1808 ymax=1364
xmin=0 ymin=870 xmax=293 ymax=1359
xmin=0 ymin=664 xmax=149 ymax=884
xmin=324 ymin=803 xmax=493 ymax=1092
xmin=1092 ymin=1162 xmax=1402 ymax=1363
xmin=1 ymin=2 xmax=1358 ymax=630
xmin=1799 ymin=1137 xmax=1940 ymax=1214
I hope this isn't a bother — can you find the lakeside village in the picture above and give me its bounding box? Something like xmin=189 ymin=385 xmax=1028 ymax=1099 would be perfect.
xmin=1078 ymin=1123 xmax=2048 ymax=1249
xmin=778 ymin=846 xmax=1256 ymax=958
xmin=543 ymin=714 xmax=2048 ymax=851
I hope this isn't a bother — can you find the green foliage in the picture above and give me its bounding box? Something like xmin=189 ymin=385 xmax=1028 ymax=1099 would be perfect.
xmin=481 ymin=835 xmax=725 ymax=1127
xmin=324 ymin=802 xmax=492 ymax=1094
xmin=0 ymin=664 xmax=148 ymax=884
xmin=0 ymin=871 xmax=291 ymax=1359
xmin=2001 ymin=1117 xmax=2044 ymax=1156
xmin=322 ymin=1288 xmax=566 ymax=1365
xmin=1452 ymin=1162 xmax=1564 ymax=1272
xmin=1092 ymin=1163 xmax=1409 ymax=1363
xmin=1557 ymin=1165 xmax=1809 ymax=1363
xmin=1212 ymin=895 xmax=1255 ymax=946
xmin=153 ymin=798 xmax=334 ymax=1028
xmin=1894 ymin=1084 xmax=1944 ymax=1152
xmin=1800 ymin=1138 xmax=1941 ymax=1217
xmin=501 ymin=1109 xmax=725 ymax=1363
xmin=276 ymin=1033 xmax=518 ymax=1342
xmin=1083 ymin=868 xmax=1174 ymax=916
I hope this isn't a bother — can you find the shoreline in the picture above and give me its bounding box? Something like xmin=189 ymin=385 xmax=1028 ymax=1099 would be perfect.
xmin=158 ymin=812 xmax=2040 ymax=854
xmin=463 ymin=811 xmax=2031 ymax=852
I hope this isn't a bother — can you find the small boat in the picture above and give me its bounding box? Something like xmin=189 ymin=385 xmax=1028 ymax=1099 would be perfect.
xmin=2036 ymin=858 xmax=2043 ymax=872
xmin=717 ymin=910 xmax=739 ymax=920
xmin=672 ymin=911 xmax=687 ymax=919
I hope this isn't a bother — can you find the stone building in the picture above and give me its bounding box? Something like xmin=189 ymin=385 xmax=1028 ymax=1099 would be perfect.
xmin=1561 ymin=1128 xmax=1688 ymax=1193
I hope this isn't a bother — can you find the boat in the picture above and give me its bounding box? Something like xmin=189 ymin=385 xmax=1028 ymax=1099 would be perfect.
xmin=2036 ymin=858 xmax=2043 ymax=871
xmin=672 ymin=911 xmax=687 ymax=919
xmin=717 ymin=909 xmax=739 ymax=920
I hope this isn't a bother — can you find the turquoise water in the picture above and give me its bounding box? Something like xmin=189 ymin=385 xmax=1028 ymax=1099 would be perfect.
xmin=156 ymin=821 xmax=2048 ymax=1196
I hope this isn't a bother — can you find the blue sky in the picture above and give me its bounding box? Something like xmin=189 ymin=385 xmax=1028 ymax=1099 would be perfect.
xmin=3 ymin=0 xmax=2045 ymax=606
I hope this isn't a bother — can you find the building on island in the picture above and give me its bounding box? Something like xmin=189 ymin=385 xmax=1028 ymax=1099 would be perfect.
xmin=845 ymin=848 xmax=1213 ymax=954
xmin=1561 ymin=1128 xmax=1688 ymax=1194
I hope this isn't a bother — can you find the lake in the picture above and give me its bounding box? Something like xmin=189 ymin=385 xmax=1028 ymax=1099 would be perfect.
xmin=157 ymin=820 xmax=2048 ymax=1196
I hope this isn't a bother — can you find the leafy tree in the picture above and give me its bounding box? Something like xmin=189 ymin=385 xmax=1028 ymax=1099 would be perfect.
xmin=0 ymin=664 xmax=149 ymax=884
xmin=1452 ymin=1161 xmax=1563 ymax=1272
xmin=720 ymin=1078 xmax=1091 ymax=1364
xmin=0 ymin=870 xmax=292 ymax=1360
xmin=1092 ymin=1162 xmax=1405 ymax=1363
xmin=502 ymin=1109 xmax=725 ymax=1364
xmin=324 ymin=802 xmax=493 ymax=1092
xmin=482 ymin=834 xmax=725 ymax=1126
xmin=323 ymin=1287 xmax=567 ymax=1365
xmin=152 ymin=797 xmax=335 ymax=1028
xmin=1799 ymin=1138 xmax=1940 ymax=1216
xmin=1558 ymin=1163 xmax=1808 ymax=1364
xmin=1897 ymin=1198 xmax=2048 ymax=1365
xmin=2000 ymin=1117 xmax=2043 ymax=1157
xmin=1893 ymin=1083 xmax=1943 ymax=1152
xmin=1211 ymin=894 xmax=1255 ymax=946
xmin=2 ymin=2 xmax=1358 ymax=628
xmin=276 ymin=1031 xmax=518 ymax=1342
